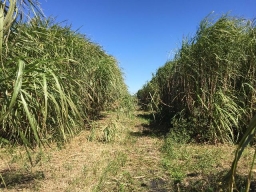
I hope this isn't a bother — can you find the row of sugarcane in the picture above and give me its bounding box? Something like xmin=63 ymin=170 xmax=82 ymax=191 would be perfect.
xmin=138 ymin=14 xmax=256 ymax=144
xmin=137 ymin=14 xmax=256 ymax=191
xmin=0 ymin=1 xmax=130 ymax=147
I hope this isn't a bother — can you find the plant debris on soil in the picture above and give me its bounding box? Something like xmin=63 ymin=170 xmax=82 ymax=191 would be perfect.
xmin=0 ymin=110 xmax=255 ymax=191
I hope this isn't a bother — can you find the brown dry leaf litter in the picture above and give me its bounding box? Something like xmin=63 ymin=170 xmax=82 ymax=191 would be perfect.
xmin=0 ymin=111 xmax=169 ymax=192
xmin=0 ymin=110 xmax=255 ymax=192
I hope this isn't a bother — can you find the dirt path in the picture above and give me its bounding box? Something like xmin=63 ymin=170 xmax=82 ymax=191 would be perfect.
xmin=0 ymin=110 xmax=170 ymax=191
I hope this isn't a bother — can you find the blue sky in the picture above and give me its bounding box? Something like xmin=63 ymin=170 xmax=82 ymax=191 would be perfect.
xmin=40 ymin=0 xmax=255 ymax=94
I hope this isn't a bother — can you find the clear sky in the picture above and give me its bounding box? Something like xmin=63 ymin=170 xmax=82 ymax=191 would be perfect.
xmin=39 ymin=0 xmax=255 ymax=94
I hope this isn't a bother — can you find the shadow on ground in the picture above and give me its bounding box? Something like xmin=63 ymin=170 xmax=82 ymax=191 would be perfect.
xmin=131 ymin=112 xmax=170 ymax=138
xmin=170 ymin=171 xmax=256 ymax=192
xmin=139 ymin=171 xmax=254 ymax=192
xmin=0 ymin=168 xmax=44 ymax=189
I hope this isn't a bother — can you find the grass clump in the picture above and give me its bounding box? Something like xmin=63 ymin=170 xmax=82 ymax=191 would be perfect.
xmin=94 ymin=151 xmax=127 ymax=192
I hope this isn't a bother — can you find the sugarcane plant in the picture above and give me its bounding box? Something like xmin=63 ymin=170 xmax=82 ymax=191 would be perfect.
xmin=0 ymin=0 xmax=42 ymax=145
xmin=0 ymin=0 xmax=130 ymax=147
xmin=224 ymin=114 xmax=256 ymax=192
xmin=137 ymin=14 xmax=256 ymax=144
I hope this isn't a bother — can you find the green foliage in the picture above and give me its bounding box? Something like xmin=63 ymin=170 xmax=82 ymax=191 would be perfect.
xmin=0 ymin=15 xmax=130 ymax=146
xmin=224 ymin=114 xmax=256 ymax=191
xmin=94 ymin=152 xmax=127 ymax=192
xmin=162 ymin=139 xmax=223 ymax=183
xmin=137 ymin=14 xmax=256 ymax=143
xmin=137 ymin=80 xmax=158 ymax=111
xmin=103 ymin=120 xmax=118 ymax=143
